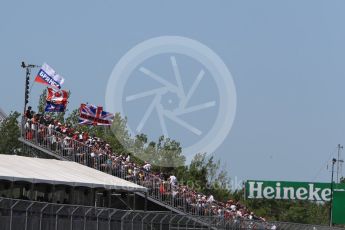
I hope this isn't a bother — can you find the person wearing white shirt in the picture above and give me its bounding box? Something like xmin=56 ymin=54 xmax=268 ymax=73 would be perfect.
xmin=207 ymin=195 xmax=214 ymax=203
xmin=143 ymin=162 xmax=151 ymax=172
xmin=169 ymin=175 xmax=177 ymax=186
xmin=48 ymin=123 xmax=54 ymax=135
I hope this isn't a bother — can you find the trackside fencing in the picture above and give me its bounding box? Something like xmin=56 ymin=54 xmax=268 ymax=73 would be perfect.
xmin=1 ymin=197 xmax=343 ymax=230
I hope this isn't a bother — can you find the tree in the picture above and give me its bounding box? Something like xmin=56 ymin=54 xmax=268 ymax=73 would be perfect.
xmin=0 ymin=111 xmax=21 ymax=154
xmin=65 ymin=108 xmax=80 ymax=128
xmin=152 ymin=136 xmax=185 ymax=173
xmin=340 ymin=177 xmax=345 ymax=184
xmin=241 ymin=197 xmax=329 ymax=224
xmin=106 ymin=113 xmax=133 ymax=156
xmin=175 ymin=152 xmax=231 ymax=201
xmin=37 ymin=88 xmax=47 ymax=114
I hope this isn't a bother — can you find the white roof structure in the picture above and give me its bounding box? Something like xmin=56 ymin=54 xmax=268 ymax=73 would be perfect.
xmin=0 ymin=155 xmax=147 ymax=193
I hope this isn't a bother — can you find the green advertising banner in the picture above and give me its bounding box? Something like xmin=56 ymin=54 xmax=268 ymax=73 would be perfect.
xmin=332 ymin=190 xmax=345 ymax=225
xmin=245 ymin=180 xmax=345 ymax=202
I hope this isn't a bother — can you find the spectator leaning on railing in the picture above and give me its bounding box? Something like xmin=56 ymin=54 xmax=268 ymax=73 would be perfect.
xmin=22 ymin=113 xmax=267 ymax=223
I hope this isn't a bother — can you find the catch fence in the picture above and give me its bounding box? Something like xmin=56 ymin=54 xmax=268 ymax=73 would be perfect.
xmin=1 ymin=197 xmax=343 ymax=230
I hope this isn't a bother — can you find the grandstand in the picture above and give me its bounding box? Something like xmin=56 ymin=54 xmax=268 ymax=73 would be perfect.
xmin=11 ymin=116 xmax=344 ymax=229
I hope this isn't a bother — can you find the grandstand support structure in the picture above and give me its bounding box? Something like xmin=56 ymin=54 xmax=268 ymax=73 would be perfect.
xmin=18 ymin=136 xmax=203 ymax=216
xmin=18 ymin=136 xmax=218 ymax=229
xmin=20 ymin=137 xmax=67 ymax=161
xmin=18 ymin=122 xmax=220 ymax=229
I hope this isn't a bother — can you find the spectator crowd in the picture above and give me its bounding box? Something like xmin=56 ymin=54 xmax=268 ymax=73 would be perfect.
xmin=23 ymin=107 xmax=268 ymax=224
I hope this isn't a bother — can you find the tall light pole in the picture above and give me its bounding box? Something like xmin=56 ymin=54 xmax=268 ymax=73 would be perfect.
xmin=20 ymin=62 xmax=40 ymax=114
xmin=330 ymin=158 xmax=337 ymax=227
xmin=336 ymin=144 xmax=343 ymax=183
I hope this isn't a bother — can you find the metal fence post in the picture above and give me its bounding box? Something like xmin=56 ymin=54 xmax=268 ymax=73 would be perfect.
xmin=141 ymin=213 xmax=151 ymax=230
xmin=177 ymin=216 xmax=186 ymax=230
xmin=150 ymin=213 xmax=160 ymax=229
xmin=70 ymin=206 xmax=79 ymax=230
xmin=193 ymin=216 xmax=197 ymax=229
xmin=9 ymin=200 xmax=19 ymax=230
xmin=159 ymin=214 xmax=169 ymax=230
xmin=84 ymin=207 xmax=93 ymax=230
xmin=96 ymin=208 xmax=105 ymax=230
xmin=25 ymin=202 xmax=34 ymax=230
xmin=39 ymin=203 xmax=49 ymax=230
xmin=168 ymin=215 xmax=178 ymax=230
xmin=55 ymin=205 xmax=64 ymax=230
xmin=184 ymin=217 xmax=192 ymax=230
xmin=144 ymin=192 xmax=148 ymax=211
xmin=108 ymin=210 xmax=117 ymax=230
xmin=130 ymin=212 xmax=140 ymax=230
xmin=120 ymin=211 xmax=131 ymax=230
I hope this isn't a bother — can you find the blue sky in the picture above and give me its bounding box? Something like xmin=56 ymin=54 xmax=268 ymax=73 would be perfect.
xmin=1 ymin=0 xmax=345 ymax=186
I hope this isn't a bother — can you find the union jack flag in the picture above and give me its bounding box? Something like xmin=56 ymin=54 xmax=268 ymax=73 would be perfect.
xmin=78 ymin=104 xmax=114 ymax=126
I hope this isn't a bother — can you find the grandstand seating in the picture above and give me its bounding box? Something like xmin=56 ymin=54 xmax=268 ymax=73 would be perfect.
xmin=18 ymin=116 xmax=265 ymax=228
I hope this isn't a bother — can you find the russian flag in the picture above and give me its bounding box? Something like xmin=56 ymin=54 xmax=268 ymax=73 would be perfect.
xmin=35 ymin=63 xmax=65 ymax=89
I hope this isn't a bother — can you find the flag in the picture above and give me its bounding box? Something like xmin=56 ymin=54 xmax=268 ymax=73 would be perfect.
xmin=35 ymin=63 xmax=65 ymax=89
xmin=45 ymin=101 xmax=66 ymax=112
xmin=78 ymin=104 xmax=114 ymax=126
xmin=46 ymin=87 xmax=68 ymax=104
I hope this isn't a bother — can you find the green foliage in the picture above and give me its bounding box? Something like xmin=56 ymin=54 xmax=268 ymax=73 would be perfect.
xmin=241 ymin=196 xmax=329 ymax=224
xmin=108 ymin=113 xmax=132 ymax=155
xmin=175 ymin=153 xmax=231 ymax=201
xmin=0 ymin=111 xmax=21 ymax=154
xmin=106 ymin=114 xmax=186 ymax=174
xmin=37 ymin=88 xmax=47 ymax=114
xmin=151 ymin=136 xmax=185 ymax=173
xmin=340 ymin=177 xmax=345 ymax=184
xmin=65 ymin=108 xmax=80 ymax=128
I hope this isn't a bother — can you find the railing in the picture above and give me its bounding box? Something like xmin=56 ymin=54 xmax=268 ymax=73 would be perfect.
xmin=1 ymin=197 xmax=342 ymax=230
xmin=20 ymin=119 xmax=227 ymax=218
xmin=0 ymin=197 xmax=216 ymax=230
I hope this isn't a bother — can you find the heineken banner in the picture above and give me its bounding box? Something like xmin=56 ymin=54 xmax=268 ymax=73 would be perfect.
xmin=245 ymin=180 xmax=345 ymax=202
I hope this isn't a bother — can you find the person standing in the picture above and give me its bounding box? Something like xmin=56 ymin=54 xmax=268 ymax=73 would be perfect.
xmin=25 ymin=106 xmax=33 ymax=119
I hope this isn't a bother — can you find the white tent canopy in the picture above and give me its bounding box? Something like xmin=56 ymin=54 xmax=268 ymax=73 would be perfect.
xmin=0 ymin=155 xmax=147 ymax=193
